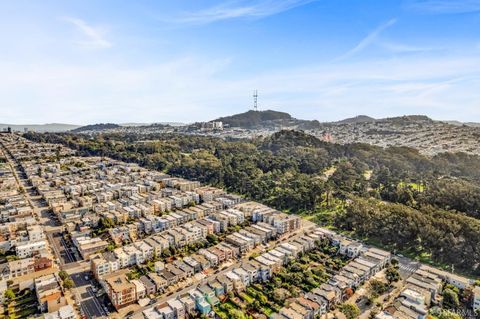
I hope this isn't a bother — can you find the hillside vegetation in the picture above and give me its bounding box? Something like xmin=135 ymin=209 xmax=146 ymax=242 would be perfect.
xmin=335 ymin=115 xmax=376 ymax=124
xmin=71 ymin=123 xmax=120 ymax=133
xmin=24 ymin=130 xmax=480 ymax=275
xmin=214 ymin=110 xmax=292 ymax=128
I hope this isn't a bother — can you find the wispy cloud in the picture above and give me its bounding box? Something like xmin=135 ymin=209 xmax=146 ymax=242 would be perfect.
xmin=167 ymin=0 xmax=318 ymax=25
xmin=62 ymin=17 xmax=112 ymax=49
xmin=335 ymin=18 xmax=397 ymax=61
xmin=2 ymin=52 xmax=480 ymax=123
xmin=405 ymin=0 xmax=480 ymax=14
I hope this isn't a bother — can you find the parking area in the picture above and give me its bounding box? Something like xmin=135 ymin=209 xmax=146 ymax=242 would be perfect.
xmin=47 ymin=231 xmax=80 ymax=265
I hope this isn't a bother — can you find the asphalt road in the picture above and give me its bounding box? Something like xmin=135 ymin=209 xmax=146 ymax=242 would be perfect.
xmin=396 ymin=255 xmax=421 ymax=278
xmin=71 ymin=270 xmax=109 ymax=319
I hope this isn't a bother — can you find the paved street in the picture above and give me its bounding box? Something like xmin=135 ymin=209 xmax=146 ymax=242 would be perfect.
xmin=396 ymin=256 xmax=420 ymax=278
xmin=71 ymin=270 xmax=109 ymax=319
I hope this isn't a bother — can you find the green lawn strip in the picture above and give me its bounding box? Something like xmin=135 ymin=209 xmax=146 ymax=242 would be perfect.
xmin=261 ymin=306 xmax=275 ymax=316
xmin=239 ymin=292 xmax=254 ymax=303
xmin=12 ymin=290 xmax=33 ymax=301
xmin=12 ymin=296 xmax=36 ymax=307
xmin=15 ymin=307 xmax=37 ymax=319
xmin=13 ymin=303 xmax=37 ymax=313
xmin=213 ymin=306 xmax=229 ymax=319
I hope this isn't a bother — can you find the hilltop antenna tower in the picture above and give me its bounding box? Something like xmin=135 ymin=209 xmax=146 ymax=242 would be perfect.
xmin=253 ymin=90 xmax=258 ymax=111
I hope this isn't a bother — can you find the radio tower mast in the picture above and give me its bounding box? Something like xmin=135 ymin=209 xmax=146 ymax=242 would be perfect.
xmin=253 ymin=90 xmax=258 ymax=111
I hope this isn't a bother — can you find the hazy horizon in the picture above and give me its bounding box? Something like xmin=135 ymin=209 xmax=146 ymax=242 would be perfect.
xmin=1 ymin=110 xmax=478 ymax=126
xmin=1 ymin=0 xmax=479 ymax=123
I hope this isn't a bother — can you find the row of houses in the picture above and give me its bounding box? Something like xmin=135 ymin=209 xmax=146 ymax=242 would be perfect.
xmin=98 ymin=212 xmax=304 ymax=311
xmin=0 ymin=254 xmax=53 ymax=281
xmin=56 ymin=191 xmax=241 ymax=250
xmin=237 ymin=201 xmax=303 ymax=236
xmin=101 ymin=236 xmax=244 ymax=311
xmin=0 ymin=223 xmax=47 ymax=255
xmin=91 ymin=201 xmax=301 ymax=280
xmin=30 ymin=159 xmax=239 ymax=225
xmin=10 ymin=139 xmax=75 ymax=162
xmin=91 ymin=216 xmax=221 ymax=280
xmin=1 ymin=134 xmax=74 ymax=163
xmin=0 ymin=135 xmax=293 ymax=319
xmin=99 ymin=223 xmax=280 ymax=310
xmin=271 ymin=230 xmax=392 ymax=319
xmin=140 ymin=228 xmax=324 ymax=319
xmin=71 ymin=234 xmax=109 ymax=259
xmin=0 ymin=135 xmax=72 ymax=317
xmin=35 ymin=273 xmax=68 ymax=314
xmin=52 ymin=188 xmax=200 ymax=224
xmin=102 ymin=201 xmax=224 ymax=241
xmin=65 ymin=197 xmax=244 ymax=262
xmin=100 ymin=232 xmax=244 ymax=310
xmin=0 ymin=141 xmax=52 ymax=264
xmin=377 ymin=264 xmax=475 ymax=319
xmin=0 ymin=201 xmax=34 ymax=223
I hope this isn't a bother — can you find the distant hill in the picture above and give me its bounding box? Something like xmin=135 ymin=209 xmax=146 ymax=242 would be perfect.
xmin=260 ymin=129 xmax=329 ymax=152
xmin=0 ymin=123 xmax=80 ymax=132
xmin=335 ymin=115 xmax=376 ymax=124
xmin=465 ymin=122 xmax=480 ymax=127
xmin=446 ymin=120 xmax=480 ymax=128
xmin=333 ymin=115 xmax=432 ymax=126
xmin=380 ymin=115 xmax=433 ymax=124
xmin=72 ymin=123 xmax=120 ymax=133
xmin=203 ymin=111 xmax=480 ymax=155
xmin=119 ymin=122 xmax=186 ymax=127
xmin=214 ymin=110 xmax=292 ymax=128
xmin=214 ymin=110 xmax=437 ymax=131
xmin=119 ymin=123 xmax=151 ymax=127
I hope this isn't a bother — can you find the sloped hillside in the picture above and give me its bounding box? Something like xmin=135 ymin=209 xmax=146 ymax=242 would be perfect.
xmin=214 ymin=110 xmax=292 ymax=128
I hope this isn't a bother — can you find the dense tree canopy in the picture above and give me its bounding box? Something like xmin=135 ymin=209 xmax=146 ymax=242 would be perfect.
xmin=24 ymin=129 xmax=480 ymax=275
xmin=335 ymin=198 xmax=480 ymax=273
xmin=338 ymin=303 xmax=360 ymax=319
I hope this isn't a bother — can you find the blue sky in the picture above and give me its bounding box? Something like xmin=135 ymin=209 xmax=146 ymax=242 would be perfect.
xmin=1 ymin=0 xmax=479 ymax=124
